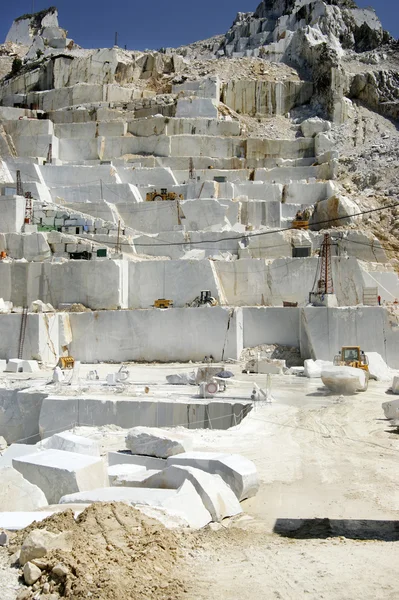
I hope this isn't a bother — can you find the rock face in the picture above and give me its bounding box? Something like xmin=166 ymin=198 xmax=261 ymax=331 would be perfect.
xmin=313 ymin=195 xmax=360 ymax=228
xmin=125 ymin=427 xmax=193 ymax=458
xmin=0 ymin=467 xmax=48 ymax=511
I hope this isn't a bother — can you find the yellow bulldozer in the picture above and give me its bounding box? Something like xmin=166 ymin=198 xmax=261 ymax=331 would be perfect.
xmin=146 ymin=188 xmax=184 ymax=202
xmin=333 ymin=346 xmax=370 ymax=391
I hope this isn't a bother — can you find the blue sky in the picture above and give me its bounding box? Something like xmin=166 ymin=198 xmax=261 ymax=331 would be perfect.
xmin=1 ymin=1 xmax=397 ymax=50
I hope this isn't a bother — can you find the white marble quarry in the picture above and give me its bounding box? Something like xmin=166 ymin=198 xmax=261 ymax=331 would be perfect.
xmin=59 ymin=480 xmax=212 ymax=529
xmin=176 ymin=98 xmax=218 ymax=119
xmin=143 ymin=465 xmax=242 ymax=522
xmin=38 ymin=396 xmax=250 ymax=438
xmin=40 ymin=432 xmax=101 ymax=456
xmin=125 ymin=427 xmax=193 ymax=458
xmin=12 ymin=449 xmax=106 ymax=504
xmin=0 ymin=467 xmax=48 ymax=511
xmin=321 ymin=366 xmax=367 ymax=395
xmin=166 ymin=452 xmax=259 ymax=501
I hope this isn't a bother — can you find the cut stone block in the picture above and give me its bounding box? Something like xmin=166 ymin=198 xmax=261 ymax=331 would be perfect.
xmin=60 ymin=480 xmax=212 ymax=528
xmin=13 ymin=450 xmax=106 ymax=504
xmin=167 ymin=452 xmax=259 ymax=501
xmin=0 ymin=467 xmax=48 ymax=511
xmin=107 ymin=464 xmax=147 ymax=485
xmin=40 ymin=432 xmax=100 ymax=456
xmin=321 ymin=366 xmax=367 ymax=395
xmin=125 ymin=426 xmax=193 ymax=458
xmin=143 ymin=465 xmax=242 ymax=521
xmin=0 ymin=444 xmax=41 ymax=468
xmin=5 ymin=359 xmax=39 ymax=373
xmin=108 ymin=451 xmax=166 ymax=470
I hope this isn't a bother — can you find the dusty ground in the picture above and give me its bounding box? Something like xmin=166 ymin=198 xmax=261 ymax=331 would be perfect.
xmin=181 ymin=375 xmax=399 ymax=600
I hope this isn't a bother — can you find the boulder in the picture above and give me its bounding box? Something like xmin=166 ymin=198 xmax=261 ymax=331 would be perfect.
xmin=382 ymin=399 xmax=399 ymax=420
xmin=321 ymin=366 xmax=367 ymax=395
xmin=392 ymin=377 xmax=399 ymax=395
xmin=20 ymin=528 xmax=73 ymax=565
xmin=40 ymin=432 xmax=101 ymax=456
xmin=0 ymin=530 xmax=9 ymax=546
xmin=60 ymin=480 xmax=212 ymax=529
xmin=13 ymin=449 xmax=106 ymax=504
xmin=23 ymin=562 xmax=42 ymax=585
xmin=304 ymin=359 xmax=333 ymax=378
xmin=143 ymin=465 xmax=242 ymax=522
xmin=0 ymin=467 xmax=48 ymax=511
xmin=301 ymin=117 xmax=331 ymax=138
xmin=167 ymin=452 xmax=259 ymax=501
xmin=314 ymin=195 xmax=360 ymax=228
xmin=30 ymin=300 xmax=55 ymax=313
xmin=125 ymin=427 xmax=193 ymax=458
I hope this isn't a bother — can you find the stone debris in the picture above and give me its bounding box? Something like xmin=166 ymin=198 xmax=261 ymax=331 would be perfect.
xmin=321 ymin=366 xmax=368 ymax=395
xmin=19 ymin=528 xmax=73 ymax=565
xmin=23 ymin=561 xmax=42 ymax=585
xmin=125 ymin=426 xmax=193 ymax=458
xmin=167 ymin=452 xmax=259 ymax=501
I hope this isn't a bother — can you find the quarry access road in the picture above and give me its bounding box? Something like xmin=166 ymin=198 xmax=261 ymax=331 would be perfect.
xmin=184 ymin=375 xmax=399 ymax=600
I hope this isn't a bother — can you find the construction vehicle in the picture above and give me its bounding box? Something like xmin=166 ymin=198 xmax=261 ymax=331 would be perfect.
xmin=146 ymin=189 xmax=184 ymax=202
xmin=292 ymin=209 xmax=310 ymax=230
xmin=58 ymin=356 xmax=75 ymax=370
xmin=153 ymin=299 xmax=174 ymax=309
xmin=188 ymin=290 xmax=218 ymax=308
xmin=333 ymin=346 xmax=370 ymax=391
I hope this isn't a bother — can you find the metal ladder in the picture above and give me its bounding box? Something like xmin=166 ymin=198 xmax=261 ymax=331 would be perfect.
xmin=18 ymin=307 xmax=28 ymax=360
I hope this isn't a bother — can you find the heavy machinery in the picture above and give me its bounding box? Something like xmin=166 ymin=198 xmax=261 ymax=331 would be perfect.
xmin=333 ymin=346 xmax=370 ymax=391
xmin=146 ymin=189 xmax=184 ymax=202
xmin=153 ymin=299 xmax=173 ymax=309
xmin=58 ymin=356 xmax=75 ymax=370
xmin=188 ymin=290 xmax=218 ymax=308
xmin=292 ymin=209 xmax=310 ymax=230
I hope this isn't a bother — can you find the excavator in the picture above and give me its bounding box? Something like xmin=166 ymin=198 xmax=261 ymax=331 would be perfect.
xmin=333 ymin=346 xmax=370 ymax=391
